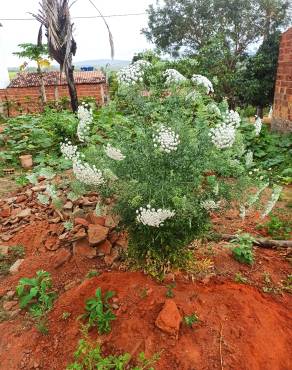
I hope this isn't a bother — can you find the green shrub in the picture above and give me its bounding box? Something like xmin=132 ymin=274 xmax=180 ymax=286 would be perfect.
xmin=229 ymin=234 xmax=255 ymax=265
xmin=259 ymin=214 xmax=291 ymax=240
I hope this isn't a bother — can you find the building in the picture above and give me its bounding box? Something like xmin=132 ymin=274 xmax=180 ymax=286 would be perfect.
xmin=272 ymin=27 xmax=292 ymax=132
xmin=0 ymin=70 xmax=108 ymax=117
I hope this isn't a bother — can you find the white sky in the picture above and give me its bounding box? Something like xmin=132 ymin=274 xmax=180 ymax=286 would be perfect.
xmin=0 ymin=0 xmax=156 ymax=67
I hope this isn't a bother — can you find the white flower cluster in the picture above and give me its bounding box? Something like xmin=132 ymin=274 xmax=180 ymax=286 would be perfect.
xmin=73 ymin=160 xmax=105 ymax=187
xmin=209 ymin=122 xmax=236 ymax=149
xmin=117 ymin=60 xmax=151 ymax=86
xmin=261 ymin=185 xmax=282 ymax=218
xmin=136 ymin=205 xmax=175 ymax=227
xmin=201 ymin=200 xmax=221 ymax=211
xmin=153 ymin=125 xmax=180 ymax=153
xmin=164 ymin=69 xmax=186 ymax=85
xmin=222 ymin=110 xmax=241 ymax=128
xmin=254 ymin=116 xmax=262 ymax=136
xmin=105 ymin=144 xmax=125 ymax=161
xmin=60 ymin=140 xmax=79 ymax=161
xmin=77 ymin=104 xmax=93 ymax=142
xmin=191 ymin=74 xmax=214 ymax=94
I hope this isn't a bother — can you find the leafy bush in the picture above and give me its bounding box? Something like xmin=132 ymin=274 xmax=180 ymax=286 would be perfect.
xmin=258 ymin=214 xmax=291 ymax=240
xmin=82 ymin=288 xmax=116 ymax=334
xmin=229 ymin=234 xmax=255 ymax=265
xmin=183 ymin=314 xmax=199 ymax=327
xmin=16 ymin=270 xmax=56 ymax=317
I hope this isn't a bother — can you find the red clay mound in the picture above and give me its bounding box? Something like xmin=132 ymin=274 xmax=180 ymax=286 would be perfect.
xmin=0 ymin=272 xmax=291 ymax=370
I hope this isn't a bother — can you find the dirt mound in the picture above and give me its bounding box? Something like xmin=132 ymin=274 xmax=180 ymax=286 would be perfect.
xmin=0 ymin=272 xmax=291 ymax=370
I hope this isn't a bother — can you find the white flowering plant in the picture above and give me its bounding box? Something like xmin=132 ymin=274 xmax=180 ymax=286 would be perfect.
xmin=61 ymin=85 xmax=265 ymax=274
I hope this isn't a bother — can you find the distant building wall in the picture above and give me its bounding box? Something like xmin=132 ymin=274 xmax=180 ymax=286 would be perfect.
xmin=272 ymin=27 xmax=292 ymax=132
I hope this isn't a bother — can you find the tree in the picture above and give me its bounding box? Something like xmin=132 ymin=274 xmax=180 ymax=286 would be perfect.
xmin=13 ymin=43 xmax=50 ymax=105
xmin=143 ymin=0 xmax=290 ymax=56
xmin=32 ymin=0 xmax=114 ymax=113
xmin=237 ymin=31 xmax=281 ymax=117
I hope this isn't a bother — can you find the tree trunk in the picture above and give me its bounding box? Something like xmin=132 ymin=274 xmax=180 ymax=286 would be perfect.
xmin=65 ymin=66 xmax=78 ymax=112
xmin=256 ymin=106 xmax=263 ymax=118
xmin=216 ymin=233 xmax=292 ymax=249
xmin=37 ymin=65 xmax=47 ymax=109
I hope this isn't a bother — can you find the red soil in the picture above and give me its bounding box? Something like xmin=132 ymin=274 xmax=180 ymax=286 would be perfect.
xmin=0 ymin=215 xmax=291 ymax=370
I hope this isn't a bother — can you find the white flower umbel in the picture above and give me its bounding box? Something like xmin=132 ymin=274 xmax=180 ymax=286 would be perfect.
xmin=136 ymin=205 xmax=175 ymax=227
xmin=209 ymin=122 xmax=236 ymax=149
xmin=164 ymin=69 xmax=186 ymax=85
xmin=105 ymin=144 xmax=125 ymax=161
xmin=191 ymin=74 xmax=214 ymax=94
xmin=245 ymin=150 xmax=253 ymax=167
xmin=153 ymin=125 xmax=180 ymax=153
xmin=201 ymin=200 xmax=221 ymax=211
xmin=77 ymin=104 xmax=93 ymax=142
xmin=60 ymin=140 xmax=79 ymax=161
xmin=117 ymin=60 xmax=151 ymax=86
xmin=73 ymin=159 xmax=105 ymax=187
xmin=185 ymin=90 xmax=201 ymax=102
xmin=254 ymin=116 xmax=262 ymax=136
xmin=261 ymin=185 xmax=282 ymax=218
xmin=207 ymin=102 xmax=221 ymax=116
xmin=222 ymin=110 xmax=241 ymax=128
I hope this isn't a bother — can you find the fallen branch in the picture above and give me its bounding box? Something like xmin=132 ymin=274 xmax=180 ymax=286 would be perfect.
xmin=218 ymin=234 xmax=292 ymax=249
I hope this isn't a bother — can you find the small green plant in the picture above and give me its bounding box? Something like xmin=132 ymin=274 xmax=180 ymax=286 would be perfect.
xmin=67 ymin=336 xmax=160 ymax=370
xmin=258 ymin=215 xmax=291 ymax=240
xmin=229 ymin=233 xmax=255 ymax=265
xmin=15 ymin=175 xmax=30 ymax=186
xmin=183 ymin=313 xmax=199 ymax=327
xmin=82 ymin=288 xmax=116 ymax=334
xmin=16 ymin=270 xmax=56 ymax=317
xmin=62 ymin=311 xmax=72 ymax=320
xmin=64 ymin=221 xmax=74 ymax=231
xmin=234 ymin=272 xmax=249 ymax=284
xmin=36 ymin=317 xmax=49 ymax=335
xmin=85 ymin=270 xmax=100 ymax=279
xmin=165 ymin=283 xmax=175 ymax=298
xmin=262 ymin=272 xmax=281 ymax=294
xmin=281 ymin=274 xmax=292 ymax=293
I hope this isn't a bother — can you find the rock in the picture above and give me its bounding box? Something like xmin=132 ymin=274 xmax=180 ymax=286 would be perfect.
xmin=104 ymin=215 xmax=118 ymax=229
xmin=45 ymin=237 xmax=60 ymax=251
xmin=115 ymin=236 xmax=128 ymax=250
xmin=3 ymin=300 xmax=18 ymax=311
xmin=5 ymin=290 xmax=15 ymax=298
xmin=96 ymin=240 xmax=112 ymax=256
xmin=155 ymin=299 xmax=182 ymax=336
xmin=0 ymin=207 xmax=11 ymax=218
xmin=86 ymin=213 xmax=105 ymax=226
xmin=109 ymin=231 xmax=119 ymax=244
xmin=0 ymin=245 xmax=9 ymax=255
xmin=5 ymin=197 xmax=17 ymax=204
xmin=17 ymin=208 xmax=31 ymax=218
xmin=73 ymin=239 xmax=96 ymax=259
xmin=74 ymin=217 xmax=89 ymax=227
xmin=64 ymin=279 xmax=81 ymax=291
xmin=63 ymin=201 xmax=73 ymax=210
xmin=53 ymin=248 xmax=71 ymax=269
xmin=112 ymin=303 xmax=119 ymax=310
xmin=9 ymin=259 xmax=24 ymax=274
xmin=16 ymin=195 xmax=27 ymax=204
xmin=1 ymin=234 xmax=12 ymax=242
xmin=31 ymin=185 xmax=46 ymax=192
xmin=10 ymin=308 xmax=21 ymax=318
xmin=104 ymin=248 xmax=119 ymax=266
xmin=88 ymin=224 xmax=109 ymax=245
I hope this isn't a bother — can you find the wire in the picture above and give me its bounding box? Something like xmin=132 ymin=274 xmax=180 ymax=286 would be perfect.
xmin=0 ymin=13 xmax=147 ymax=21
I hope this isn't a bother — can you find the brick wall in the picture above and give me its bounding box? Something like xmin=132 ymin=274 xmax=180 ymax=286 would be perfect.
xmin=272 ymin=27 xmax=292 ymax=132
xmin=0 ymin=82 xmax=108 ymax=117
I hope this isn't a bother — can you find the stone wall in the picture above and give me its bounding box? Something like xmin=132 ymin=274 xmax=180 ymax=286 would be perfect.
xmin=272 ymin=27 xmax=292 ymax=132
xmin=0 ymin=82 xmax=107 ymax=117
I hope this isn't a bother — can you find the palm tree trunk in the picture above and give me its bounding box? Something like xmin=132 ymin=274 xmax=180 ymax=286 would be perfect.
xmin=65 ymin=66 xmax=78 ymax=112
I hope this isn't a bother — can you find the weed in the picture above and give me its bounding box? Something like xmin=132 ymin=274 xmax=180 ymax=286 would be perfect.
xmin=16 ymin=270 xmax=56 ymax=317
xmin=165 ymin=283 xmax=176 ymax=298
xmin=138 ymin=287 xmax=148 ymax=299
xmin=66 ymin=336 xmax=160 ymax=370
xmin=258 ymin=215 xmax=291 ymax=240
xmin=262 ymin=272 xmax=281 ymax=294
xmin=85 ymin=270 xmax=99 ymax=279
xmin=229 ymin=233 xmax=255 ymax=265
xmin=82 ymin=287 xmax=116 ymax=334
xmin=63 ymin=221 xmax=74 ymax=231
xmin=15 ymin=175 xmax=29 ymax=186
xmin=234 ymin=272 xmax=249 ymax=284
xmin=281 ymin=274 xmax=292 ymax=293
xmin=36 ymin=317 xmax=49 ymax=335
xmin=183 ymin=314 xmax=199 ymax=327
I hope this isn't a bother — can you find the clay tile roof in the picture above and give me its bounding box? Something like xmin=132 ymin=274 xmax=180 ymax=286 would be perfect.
xmin=9 ymin=71 xmax=106 ymax=88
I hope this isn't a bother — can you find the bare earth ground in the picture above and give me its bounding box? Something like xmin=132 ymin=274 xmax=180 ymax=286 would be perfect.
xmin=0 ymin=183 xmax=291 ymax=370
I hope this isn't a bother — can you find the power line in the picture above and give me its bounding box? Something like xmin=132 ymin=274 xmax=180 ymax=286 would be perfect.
xmin=0 ymin=12 xmax=147 ymax=21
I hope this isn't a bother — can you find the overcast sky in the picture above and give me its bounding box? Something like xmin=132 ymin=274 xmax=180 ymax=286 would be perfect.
xmin=0 ymin=0 xmax=156 ymax=67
